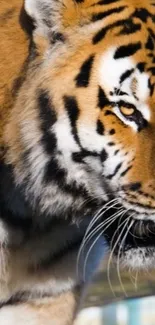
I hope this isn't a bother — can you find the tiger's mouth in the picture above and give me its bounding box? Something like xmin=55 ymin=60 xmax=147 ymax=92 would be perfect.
xmin=106 ymin=219 xmax=155 ymax=250
xmin=103 ymin=208 xmax=155 ymax=267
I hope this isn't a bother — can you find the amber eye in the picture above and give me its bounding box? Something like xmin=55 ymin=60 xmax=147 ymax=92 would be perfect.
xmin=114 ymin=101 xmax=147 ymax=131
xmin=120 ymin=106 xmax=135 ymax=116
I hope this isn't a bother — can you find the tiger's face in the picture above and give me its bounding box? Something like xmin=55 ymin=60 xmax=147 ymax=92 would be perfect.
xmin=4 ymin=0 xmax=155 ymax=269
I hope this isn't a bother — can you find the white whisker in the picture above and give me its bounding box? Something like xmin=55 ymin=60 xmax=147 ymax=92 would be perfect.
xmin=76 ymin=198 xmax=120 ymax=278
xmin=84 ymin=198 xmax=119 ymax=239
xmin=107 ymin=217 xmax=130 ymax=296
xmin=82 ymin=209 xmax=125 ymax=281
xmin=117 ymin=217 xmax=134 ymax=297
xmin=84 ymin=209 xmax=124 ymax=247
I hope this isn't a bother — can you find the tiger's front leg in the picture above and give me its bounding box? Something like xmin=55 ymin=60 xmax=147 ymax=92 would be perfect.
xmin=0 ymin=289 xmax=79 ymax=325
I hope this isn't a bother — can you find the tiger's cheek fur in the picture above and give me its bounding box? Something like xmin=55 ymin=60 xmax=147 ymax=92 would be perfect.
xmin=2 ymin=0 xmax=155 ymax=323
xmin=4 ymin=0 xmax=155 ymax=219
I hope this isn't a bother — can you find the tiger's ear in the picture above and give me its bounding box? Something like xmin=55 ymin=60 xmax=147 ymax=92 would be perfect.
xmin=24 ymin=0 xmax=68 ymax=49
xmin=25 ymin=0 xmax=57 ymax=33
xmin=25 ymin=0 xmax=52 ymax=22
xmin=25 ymin=0 xmax=79 ymax=34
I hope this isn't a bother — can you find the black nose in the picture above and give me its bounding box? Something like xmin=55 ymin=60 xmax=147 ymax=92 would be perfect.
xmin=123 ymin=182 xmax=142 ymax=192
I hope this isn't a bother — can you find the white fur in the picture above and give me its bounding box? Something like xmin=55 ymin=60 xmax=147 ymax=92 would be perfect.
xmin=135 ymin=70 xmax=150 ymax=104
xmin=121 ymin=247 xmax=155 ymax=270
xmin=25 ymin=0 xmax=51 ymax=20
xmin=99 ymin=47 xmax=134 ymax=93
xmin=98 ymin=47 xmax=151 ymax=131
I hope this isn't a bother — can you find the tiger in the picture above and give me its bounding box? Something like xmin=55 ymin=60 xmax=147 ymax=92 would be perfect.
xmin=1 ymin=0 xmax=155 ymax=324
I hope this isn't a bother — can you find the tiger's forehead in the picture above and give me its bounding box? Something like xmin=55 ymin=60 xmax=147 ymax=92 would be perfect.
xmin=98 ymin=47 xmax=149 ymax=100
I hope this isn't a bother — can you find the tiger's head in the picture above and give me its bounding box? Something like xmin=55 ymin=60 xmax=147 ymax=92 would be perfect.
xmin=3 ymin=0 xmax=155 ymax=269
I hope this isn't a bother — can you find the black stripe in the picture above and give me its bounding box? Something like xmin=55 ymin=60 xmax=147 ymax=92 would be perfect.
xmin=148 ymin=28 xmax=155 ymax=41
xmin=12 ymin=57 xmax=30 ymax=98
xmin=120 ymin=165 xmax=132 ymax=177
xmin=134 ymin=8 xmax=153 ymax=23
xmin=138 ymin=191 xmax=155 ymax=200
xmin=114 ymin=149 xmax=119 ymax=155
xmin=75 ymin=55 xmax=94 ymax=87
xmin=118 ymin=19 xmax=141 ymax=35
xmin=128 ymin=182 xmax=141 ymax=191
xmin=41 ymin=131 xmax=57 ymax=155
xmin=147 ymin=67 xmax=155 ymax=75
xmin=64 ymin=96 xmax=79 ymax=126
xmin=98 ymin=87 xmax=110 ymax=109
xmin=124 ymin=199 xmax=155 ymax=210
xmin=63 ymin=181 xmax=89 ymax=198
xmin=120 ymin=69 xmax=134 ymax=84
xmin=0 ymin=294 xmax=27 ymax=308
xmin=93 ymin=25 xmax=111 ymax=44
xmin=117 ymin=100 xmax=136 ymax=110
xmin=38 ymin=90 xmax=57 ymax=129
xmin=44 ymin=158 xmax=66 ymax=185
xmin=44 ymin=156 xmax=90 ymax=199
xmin=108 ymin=142 xmax=115 ymax=146
xmin=148 ymin=79 xmax=155 ymax=96
xmin=109 ymin=129 xmax=115 ymax=135
xmin=72 ymin=150 xmax=98 ymax=163
xmin=145 ymin=35 xmax=154 ymax=50
xmin=0 ymin=286 xmax=78 ymax=307
xmin=100 ymin=149 xmax=108 ymax=162
xmin=113 ymin=88 xmax=128 ymax=96
xmin=51 ymin=32 xmax=65 ymax=44
xmin=114 ymin=42 xmax=141 ymax=59
xmin=64 ymin=96 xmax=80 ymax=146
xmin=137 ymin=62 xmax=146 ymax=72
xmin=104 ymin=110 xmax=116 ymax=116
xmin=0 ymin=291 xmax=53 ymax=307
xmin=107 ymin=162 xmax=123 ymax=179
xmin=92 ymin=6 xmax=126 ymax=22
xmin=97 ymin=0 xmax=121 ymax=4
xmin=38 ymin=90 xmax=57 ymax=154
xmin=97 ymin=120 xmax=104 ymax=135
xmin=93 ymin=18 xmax=129 ymax=44
xmin=93 ymin=15 xmax=142 ymax=44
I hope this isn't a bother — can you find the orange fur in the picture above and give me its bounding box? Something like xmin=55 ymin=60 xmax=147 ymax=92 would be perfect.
xmin=0 ymin=0 xmax=29 ymax=146
xmin=1 ymin=1 xmax=155 ymax=324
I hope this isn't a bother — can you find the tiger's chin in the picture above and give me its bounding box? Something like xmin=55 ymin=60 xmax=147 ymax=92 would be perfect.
xmin=121 ymin=218 xmax=155 ymax=269
xmin=118 ymin=228 xmax=155 ymax=270
xmin=120 ymin=246 xmax=155 ymax=270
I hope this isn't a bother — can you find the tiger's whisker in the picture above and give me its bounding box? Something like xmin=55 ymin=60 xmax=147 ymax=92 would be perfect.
xmin=82 ymin=209 xmax=125 ymax=281
xmin=107 ymin=216 xmax=129 ymax=296
xmin=76 ymin=199 xmax=120 ymax=278
xmin=117 ymin=217 xmax=134 ymax=297
xmin=84 ymin=208 xmax=124 ymax=246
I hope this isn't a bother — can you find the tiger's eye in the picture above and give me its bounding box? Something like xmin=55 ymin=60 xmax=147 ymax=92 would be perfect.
xmin=120 ymin=106 xmax=135 ymax=116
